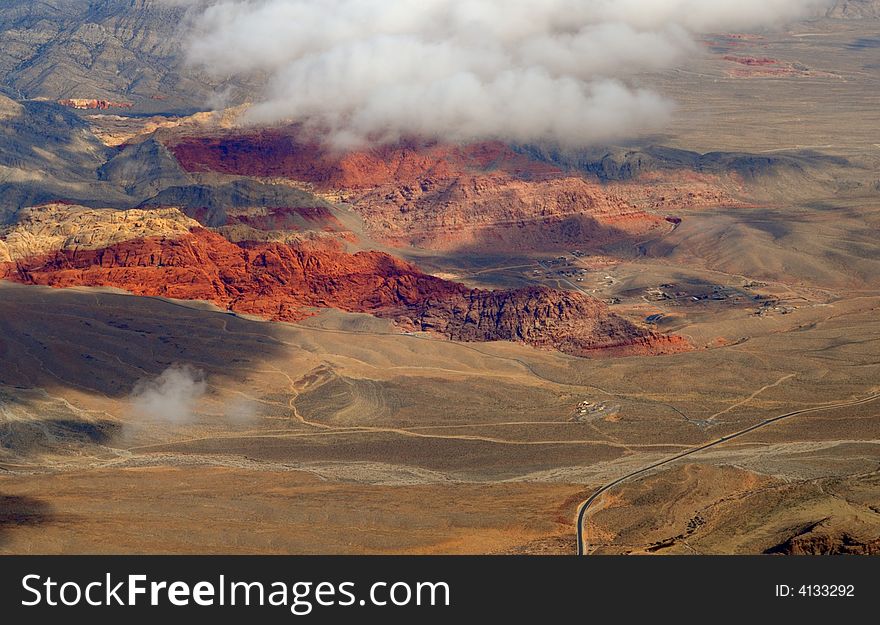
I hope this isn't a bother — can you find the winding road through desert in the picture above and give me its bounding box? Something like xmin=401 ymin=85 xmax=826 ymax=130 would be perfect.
xmin=576 ymin=392 xmax=880 ymax=555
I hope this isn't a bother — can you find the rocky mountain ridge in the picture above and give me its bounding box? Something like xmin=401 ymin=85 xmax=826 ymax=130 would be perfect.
xmin=0 ymin=204 xmax=688 ymax=357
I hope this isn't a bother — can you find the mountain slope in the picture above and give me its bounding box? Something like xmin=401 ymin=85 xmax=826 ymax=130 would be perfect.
xmin=0 ymin=204 xmax=689 ymax=357
xmin=0 ymin=93 xmax=130 ymax=222
xmin=98 ymin=137 xmax=192 ymax=197
xmin=828 ymin=0 xmax=880 ymax=18
xmin=0 ymin=0 xmax=258 ymax=111
xmin=139 ymin=179 xmax=336 ymax=229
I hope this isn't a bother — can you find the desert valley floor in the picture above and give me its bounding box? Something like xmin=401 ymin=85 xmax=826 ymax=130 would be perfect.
xmin=1 ymin=6 xmax=879 ymax=555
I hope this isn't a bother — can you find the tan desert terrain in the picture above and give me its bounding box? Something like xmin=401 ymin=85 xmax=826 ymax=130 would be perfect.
xmin=1 ymin=11 xmax=878 ymax=555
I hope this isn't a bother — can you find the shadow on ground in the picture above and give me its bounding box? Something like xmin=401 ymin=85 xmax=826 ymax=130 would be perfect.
xmin=0 ymin=495 xmax=53 ymax=547
xmin=0 ymin=282 xmax=289 ymax=399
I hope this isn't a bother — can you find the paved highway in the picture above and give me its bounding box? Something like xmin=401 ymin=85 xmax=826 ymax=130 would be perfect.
xmin=576 ymin=392 xmax=880 ymax=555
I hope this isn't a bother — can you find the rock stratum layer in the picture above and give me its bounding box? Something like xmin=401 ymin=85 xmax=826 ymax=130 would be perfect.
xmin=167 ymin=132 xmax=742 ymax=251
xmin=767 ymin=533 xmax=880 ymax=555
xmin=0 ymin=205 xmax=688 ymax=357
xmin=765 ymin=521 xmax=880 ymax=555
xmin=58 ymin=99 xmax=133 ymax=110
xmin=0 ymin=204 xmax=198 ymax=262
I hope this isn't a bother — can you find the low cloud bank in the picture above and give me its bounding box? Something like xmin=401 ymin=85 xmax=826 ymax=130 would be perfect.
xmin=185 ymin=0 xmax=830 ymax=148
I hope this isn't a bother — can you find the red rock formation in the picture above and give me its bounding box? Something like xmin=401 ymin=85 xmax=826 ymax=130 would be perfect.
xmin=345 ymin=172 xmax=670 ymax=250
xmin=168 ymin=133 xmax=559 ymax=190
xmin=166 ymin=131 xmax=740 ymax=251
xmin=58 ymin=99 xmax=134 ymax=110
xmin=1 ymin=228 xmax=688 ymax=357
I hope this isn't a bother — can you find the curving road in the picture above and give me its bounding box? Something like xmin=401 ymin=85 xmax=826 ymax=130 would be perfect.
xmin=575 ymin=392 xmax=880 ymax=555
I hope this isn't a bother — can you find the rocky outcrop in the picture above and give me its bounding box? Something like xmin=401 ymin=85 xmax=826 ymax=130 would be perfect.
xmin=346 ymin=172 xmax=668 ymax=250
xmin=766 ymin=532 xmax=880 ymax=555
xmin=168 ymin=132 xmax=714 ymax=251
xmin=139 ymin=179 xmax=335 ymax=229
xmin=98 ymin=137 xmax=192 ymax=198
xmin=168 ymin=134 xmax=558 ymax=190
xmin=0 ymin=203 xmax=198 ymax=263
xmin=153 ymin=127 xmax=845 ymax=253
xmin=765 ymin=520 xmax=880 ymax=555
xmin=58 ymin=99 xmax=132 ymax=110
xmin=401 ymin=286 xmax=689 ymax=356
xmin=0 ymin=205 xmax=688 ymax=357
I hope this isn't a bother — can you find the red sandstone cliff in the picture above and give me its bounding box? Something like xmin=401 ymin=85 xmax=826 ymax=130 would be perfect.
xmin=1 ymin=223 xmax=687 ymax=357
xmin=168 ymin=134 xmax=558 ymax=190
xmin=166 ymin=131 xmax=739 ymax=251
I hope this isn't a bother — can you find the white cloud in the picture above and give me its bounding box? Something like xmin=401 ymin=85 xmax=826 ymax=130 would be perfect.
xmin=129 ymin=364 xmax=207 ymax=423
xmin=185 ymin=0 xmax=831 ymax=147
